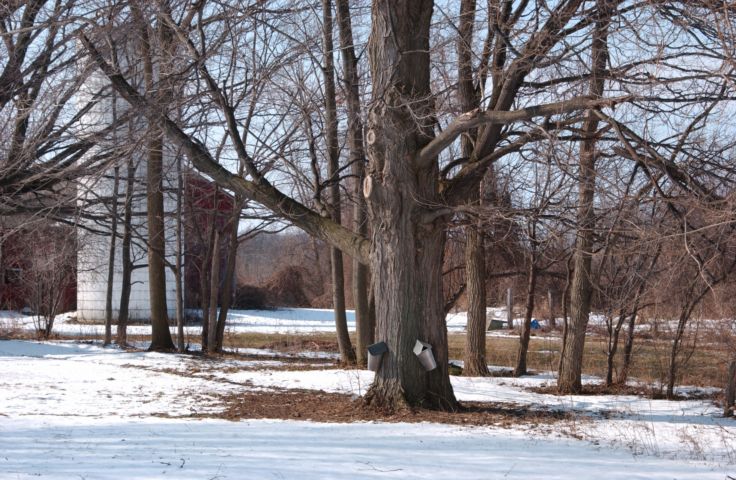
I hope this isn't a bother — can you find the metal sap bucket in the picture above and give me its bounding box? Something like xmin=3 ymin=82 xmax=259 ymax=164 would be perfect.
xmin=367 ymin=341 xmax=388 ymax=372
xmin=413 ymin=339 xmax=437 ymax=371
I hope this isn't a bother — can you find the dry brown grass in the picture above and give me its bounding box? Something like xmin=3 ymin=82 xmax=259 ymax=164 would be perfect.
xmin=8 ymin=321 xmax=730 ymax=390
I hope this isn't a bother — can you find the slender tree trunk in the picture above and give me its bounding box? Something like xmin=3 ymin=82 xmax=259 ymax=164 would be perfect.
xmin=145 ymin=133 xmax=174 ymax=351
xmin=363 ymin=0 xmax=455 ymax=410
xmin=104 ymin=166 xmax=119 ymax=346
xmin=200 ymin=206 xmax=216 ymax=352
xmin=725 ymin=359 xmax=736 ymax=417
xmin=134 ymin=3 xmax=174 ymax=351
xmin=667 ymin=316 xmax=687 ymax=399
xmin=336 ymin=0 xmax=370 ymax=365
xmin=515 ymin=244 xmax=537 ymax=377
xmin=619 ymin=310 xmax=637 ymax=384
xmin=322 ymin=0 xmax=354 ymax=364
xmin=557 ymin=1 xmax=610 ymax=393
xmin=506 ymin=287 xmax=514 ymax=329
xmin=116 ymin=157 xmax=135 ymax=347
xmin=666 ymin=285 xmax=710 ymax=398
xmin=548 ymin=289 xmax=555 ymax=328
xmin=215 ymin=201 xmax=241 ymax=353
xmin=464 ymin=226 xmax=489 ymax=376
xmin=619 ymin=247 xmax=660 ymax=385
xmin=605 ymin=308 xmax=626 ymax=387
xmin=174 ymin=155 xmax=185 ymax=352
xmin=207 ymin=230 xmax=220 ymax=353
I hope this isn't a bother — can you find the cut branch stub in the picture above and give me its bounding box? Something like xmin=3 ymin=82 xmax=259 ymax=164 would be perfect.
xmin=363 ymin=175 xmax=373 ymax=199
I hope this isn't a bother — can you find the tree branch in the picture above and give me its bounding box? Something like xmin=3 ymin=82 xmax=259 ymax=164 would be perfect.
xmin=79 ymin=32 xmax=371 ymax=265
xmin=418 ymin=95 xmax=630 ymax=167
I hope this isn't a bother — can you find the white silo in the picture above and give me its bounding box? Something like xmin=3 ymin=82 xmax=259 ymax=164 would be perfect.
xmin=75 ymin=33 xmax=179 ymax=323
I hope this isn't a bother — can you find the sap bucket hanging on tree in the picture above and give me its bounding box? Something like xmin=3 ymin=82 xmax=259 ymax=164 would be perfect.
xmin=367 ymin=341 xmax=388 ymax=372
xmin=413 ymin=339 xmax=437 ymax=371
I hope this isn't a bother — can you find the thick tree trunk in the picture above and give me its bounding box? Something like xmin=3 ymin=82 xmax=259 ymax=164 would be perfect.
xmin=363 ymin=0 xmax=456 ymax=410
xmin=464 ymin=226 xmax=489 ymax=376
xmin=367 ymin=278 xmax=376 ymax=343
xmin=515 ymin=250 xmax=537 ymax=377
xmin=557 ymin=1 xmax=610 ymax=393
xmin=336 ymin=0 xmax=370 ymax=365
xmin=116 ymin=157 xmax=135 ymax=347
xmin=104 ymin=166 xmax=119 ymax=346
xmin=457 ymin=0 xmax=488 ymax=378
xmin=557 ymin=166 xmax=595 ymax=392
xmin=353 ymin=250 xmax=370 ymax=364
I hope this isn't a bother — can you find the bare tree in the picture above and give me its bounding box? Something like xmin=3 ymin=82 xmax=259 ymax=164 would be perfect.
xmin=81 ymin=0 xmax=625 ymax=409
xmin=335 ymin=0 xmax=372 ymax=365
xmin=557 ymin=0 xmax=613 ymax=394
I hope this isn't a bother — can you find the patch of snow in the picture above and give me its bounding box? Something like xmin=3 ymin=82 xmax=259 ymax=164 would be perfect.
xmin=1 ymin=339 xmax=735 ymax=478
xmin=1 ymin=417 xmax=727 ymax=479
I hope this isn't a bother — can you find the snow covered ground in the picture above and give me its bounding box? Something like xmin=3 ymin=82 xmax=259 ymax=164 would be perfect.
xmin=2 ymin=307 xmax=734 ymax=340
xmin=0 ymin=339 xmax=734 ymax=479
xmin=0 ymin=307 xmax=526 ymax=337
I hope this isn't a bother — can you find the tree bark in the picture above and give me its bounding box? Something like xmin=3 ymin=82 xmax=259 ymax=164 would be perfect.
xmin=104 ymin=166 xmax=119 ymax=346
xmin=557 ymin=0 xmax=610 ymax=393
xmin=174 ymin=154 xmax=185 ymax=352
xmin=363 ymin=0 xmax=456 ymax=410
xmin=506 ymin=287 xmax=514 ymax=329
xmin=134 ymin=3 xmax=174 ymax=351
xmin=207 ymin=230 xmax=220 ymax=353
xmin=557 ymin=255 xmax=573 ymax=377
xmin=666 ymin=284 xmax=710 ymax=398
xmin=116 ymin=156 xmax=135 ymax=347
xmin=215 ymin=201 xmax=241 ymax=353
xmin=605 ymin=307 xmax=626 ymax=387
xmin=463 ymin=226 xmax=489 ymax=376
xmin=619 ymin=310 xmax=637 ymax=384
xmin=336 ymin=0 xmax=370 ymax=365
xmin=725 ymin=359 xmax=736 ymax=417
xmin=515 ymin=242 xmax=537 ymax=377
xmin=547 ymin=289 xmax=556 ymax=328
xmin=322 ymin=0 xmax=355 ymax=364
xmin=200 ymin=203 xmax=216 ymax=352
xmin=457 ymin=0 xmax=488 ymax=378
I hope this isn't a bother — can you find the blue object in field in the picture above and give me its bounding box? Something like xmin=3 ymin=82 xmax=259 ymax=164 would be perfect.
xmin=530 ymin=319 xmax=541 ymax=329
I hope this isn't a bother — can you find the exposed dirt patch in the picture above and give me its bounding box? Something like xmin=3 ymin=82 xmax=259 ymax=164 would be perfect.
xmin=204 ymin=389 xmax=573 ymax=428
